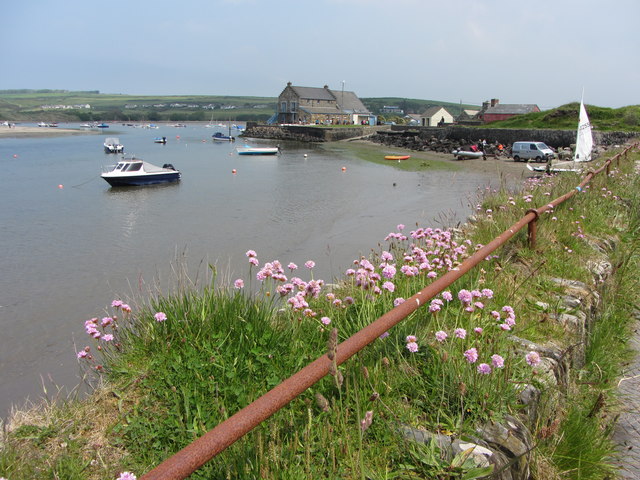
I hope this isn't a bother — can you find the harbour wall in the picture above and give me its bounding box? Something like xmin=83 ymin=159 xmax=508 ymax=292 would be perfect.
xmin=243 ymin=123 xmax=635 ymax=149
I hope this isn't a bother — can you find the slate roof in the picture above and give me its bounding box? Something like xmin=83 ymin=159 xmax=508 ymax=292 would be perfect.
xmin=422 ymin=106 xmax=450 ymax=117
xmin=290 ymin=86 xmax=336 ymax=101
xmin=330 ymin=90 xmax=371 ymax=114
xmin=484 ymin=104 xmax=539 ymax=115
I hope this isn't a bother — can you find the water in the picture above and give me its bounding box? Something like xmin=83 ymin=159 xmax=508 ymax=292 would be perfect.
xmin=0 ymin=123 xmax=498 ymax=419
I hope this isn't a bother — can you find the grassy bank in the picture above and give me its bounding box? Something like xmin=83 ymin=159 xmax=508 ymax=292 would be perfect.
xmin=1 ymin=146 xmax=638 ymax=479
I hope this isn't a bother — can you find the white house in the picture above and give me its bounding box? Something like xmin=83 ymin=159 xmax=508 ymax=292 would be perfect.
xmin=421 ymin=106 xmax=454 ymax=127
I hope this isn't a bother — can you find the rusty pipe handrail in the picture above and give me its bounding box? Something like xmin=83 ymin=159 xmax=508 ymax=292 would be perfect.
xmin=141 ymin=144 xmax=637 ymax=480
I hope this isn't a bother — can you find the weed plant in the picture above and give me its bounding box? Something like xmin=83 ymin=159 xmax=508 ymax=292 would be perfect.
xmin=1 ymin=148 xmax=639 ymax=479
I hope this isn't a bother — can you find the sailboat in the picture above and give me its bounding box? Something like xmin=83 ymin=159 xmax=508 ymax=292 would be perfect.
xmin=528 ymin=96 xmax=594 ymax=173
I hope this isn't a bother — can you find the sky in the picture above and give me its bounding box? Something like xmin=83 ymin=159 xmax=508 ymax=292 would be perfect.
xmin=2 ymin=0 xmax=639 ymax=109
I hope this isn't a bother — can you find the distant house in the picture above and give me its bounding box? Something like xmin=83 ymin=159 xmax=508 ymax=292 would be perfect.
xmin=404 ymin=114 xmax=422 ymax=126
xmin=276 ymin=82 xmax=373 ymax=125
xmin=421 ymin=106 xmax=454 ymax=127
xmin=480 ymin=99 xmax=540 ymax=123
xmin=456 ymin=109 xmax=481 ymax=124
xmin=381 ymin=105 xmax=404 ymax=114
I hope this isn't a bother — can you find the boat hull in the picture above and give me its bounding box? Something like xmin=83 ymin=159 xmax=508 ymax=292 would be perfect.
xmin=237 ymin=148 xmax=279 ymax=155
xmin=101 ymin=172 xmax=180 ymax=187
xmin=452 ymin=150 xmax=485 ymax=160
xmin=384 ymin=155 xmax=411 ymax=160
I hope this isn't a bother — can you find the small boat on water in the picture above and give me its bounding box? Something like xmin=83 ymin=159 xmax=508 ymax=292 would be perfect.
xmin=212 ymin=132 xmax=235 ymax=142
xmin=236 ymin=145 xmax=279 ymax=156
xmin=154 ymin=136 xmax=167 ymax=144
xmin=104 ymin=137 xmax=124 ymax=153
xmin=96 ymin=123 xmax=109 ymax=128
xmin=384 ymin=155 xmax=411 ymax=161
xmin=101 ymin=155 xmax=181 ymax=187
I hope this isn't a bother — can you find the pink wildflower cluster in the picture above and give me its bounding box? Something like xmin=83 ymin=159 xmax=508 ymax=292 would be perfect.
xmin=405 ymin=335 xmax=419 ymax=353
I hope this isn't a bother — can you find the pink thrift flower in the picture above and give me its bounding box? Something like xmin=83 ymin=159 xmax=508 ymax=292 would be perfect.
xmin=526 ymin=351 xmax=541 ymax=367
xmin=474 ymin=301 xmax=484 ymax=309
xmin=360 ymin=410 xmax=374 ymax=431
xmin=499 ymin=323 xmax=511 ymax=331
xmin=405 ymin=335 xmax=417 ymax=343
xmin=429 ymin=301 xmax=441 ymax=313
xmin=435 ymin=330 xmax=448 ymax=342
xmin=121 ymin=304 xmax=131 ymax=313
xmin=397 ymin=224 xmax=405 ymax=231
xmin=249 ymin=257 xmax=259 ymax=266
xmin=481 ymin=289 xmax=494 ymax=299
xmin=287 ymin=262 xmax=298 ymax=270
xmin=305 ymin=260 xmax=315 ymax=269
xmin=154 ymin=312 xmax=167 ymax=322
xmin=379 ymin=331 xmax=390 ymax=339
xmin=464 ymin=347 xmax=478 ymax=363
xmin=491 ymin=354 xmax=505 ymax=368
xmin=474 ymin=327 xmax=483 ymax=335
xmin=454 ymin=328 xmax=467 ymax=339
xmin=101 ymin=317 xmax=114 ymax=327
xmin=234 ymin=279 xmax=244 ymax=289
xmin=406 ymin=341 xmax=419 ymax=353
xmin=382 ymin=281 xmax=395 ymax=292
xmin=77 ymin=350 xmax=88 ymax=359
xmin=477 ymin=363 xmax=492 ymax=375
xmin=458 ymin=289 xmax=473 ymax=304
xmin=442 ymin=291 xmax=453 ymax=302
xmin=321 ymin=316 xmax=331 ymax=325
xmin=491 ymin=310 xmax=501 ymax=320
xmin=393 ymin=297 xmax=405 ymax=307
xmin=382 ymin=264 xmax=397 ymax=279
xmin=102 ymin=334 xmax=114 ymax=342
xmin=245 ymin=250 xmax=257 ymax=258
xmin=111 ymin=300 xmax=123 ymax=308
xmin=117 ymin=473 xmax=137 ymax=480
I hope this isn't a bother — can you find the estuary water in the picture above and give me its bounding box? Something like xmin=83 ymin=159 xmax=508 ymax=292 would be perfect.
xmin=0 ymin=123 xmax=501 ymax=419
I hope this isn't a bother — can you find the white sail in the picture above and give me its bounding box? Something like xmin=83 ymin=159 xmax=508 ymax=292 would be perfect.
xmin=573 ymin=99 xmax=593 ymax=162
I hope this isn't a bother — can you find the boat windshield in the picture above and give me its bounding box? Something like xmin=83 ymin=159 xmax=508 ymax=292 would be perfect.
xmin=123 ymin=162 xmax=143 ymax=172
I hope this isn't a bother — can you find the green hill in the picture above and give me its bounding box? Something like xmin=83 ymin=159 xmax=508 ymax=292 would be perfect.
xmin=486 ymin=103 xmax=640 ymax=132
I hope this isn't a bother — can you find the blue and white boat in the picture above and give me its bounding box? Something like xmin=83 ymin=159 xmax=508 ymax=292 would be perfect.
xmin=212 ymin=132 xmax=235 ymax=142
xmin=101 ymin=155 xmax=180 ymax=187
xmin=236 ymin=145 xmax=279 ymax=156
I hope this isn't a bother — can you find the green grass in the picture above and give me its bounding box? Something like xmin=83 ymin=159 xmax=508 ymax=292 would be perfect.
xmin=487 ymin=103 xmax=640 ymax=132
xmin=2 ymin=147 xmax=639 ymax=479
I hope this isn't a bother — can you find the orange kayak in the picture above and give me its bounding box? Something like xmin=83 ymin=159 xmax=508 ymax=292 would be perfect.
xmin=384 ymin=155 xmax=411 ymax=160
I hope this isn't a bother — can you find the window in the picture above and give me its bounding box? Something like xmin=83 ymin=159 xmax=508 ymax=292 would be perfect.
xmin=281 ymin=101 xmax=287 ymax=112
xmin=291 ymin=101 xmax=297 ymax=112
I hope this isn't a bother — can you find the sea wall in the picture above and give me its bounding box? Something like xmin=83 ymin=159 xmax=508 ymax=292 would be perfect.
xmin=242 ymin=123 xmax=635 ymax=149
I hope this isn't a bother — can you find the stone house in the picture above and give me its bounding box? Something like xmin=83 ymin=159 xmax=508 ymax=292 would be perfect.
xmin=456 ymin=109 xmax=481 ymax=125
xmin=480 ymin=99 xmax=540 ymax=123
xmin=421 ymin=106 xmax=454 ymax=126
xmin=276 ymin=82 xmax=373 ymax=125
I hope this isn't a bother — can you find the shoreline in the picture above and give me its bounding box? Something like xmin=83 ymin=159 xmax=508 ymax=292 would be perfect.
xmin=0 ymin=125 xmax=101 ymax=138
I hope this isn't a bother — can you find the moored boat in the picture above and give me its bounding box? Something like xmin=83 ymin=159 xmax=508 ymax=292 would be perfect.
xmin=384 ymin=155 xmax=411 ymax=161
xmin=104 ymin=137 xmax=124 ymax=153
xmin=101 ymin=155 xmax=181 ymax=187
xmin=212 ymin=132 xmax=235 ymax=142
xmin=236 ymin=145 xmax=279 ymax=155
xmin=154 ymin=136 xmax=168 ymax=144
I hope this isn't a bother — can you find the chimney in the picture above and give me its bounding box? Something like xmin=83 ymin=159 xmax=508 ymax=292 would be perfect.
xmin=491 ymin=98 xmax=499 ymax=107
xmin=482 ymin=101 xmax=489 ymax=110
xmin=287 ymin=82 xmax=292 ymax=87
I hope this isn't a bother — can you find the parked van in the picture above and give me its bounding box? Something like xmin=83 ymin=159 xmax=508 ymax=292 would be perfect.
xmin=511 ymin=142 xmax=555 ymax=163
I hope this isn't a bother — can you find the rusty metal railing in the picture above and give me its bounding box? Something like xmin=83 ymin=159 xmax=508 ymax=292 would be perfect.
xmin=141 ymin=143 xmax=638 ymax=480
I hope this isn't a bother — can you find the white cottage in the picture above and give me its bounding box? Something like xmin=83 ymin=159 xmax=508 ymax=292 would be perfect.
xmin=421 ymin=106 xmax=454 ymax=127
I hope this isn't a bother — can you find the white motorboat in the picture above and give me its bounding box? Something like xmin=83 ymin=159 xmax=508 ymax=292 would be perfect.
xmin=101 ymin=155 xmax=180 ymax=187
xmin=104 ymin=137 xmax=124 ymax=153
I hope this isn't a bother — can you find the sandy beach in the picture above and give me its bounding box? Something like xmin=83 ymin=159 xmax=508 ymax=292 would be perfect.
xmin=0 ymin=125 xmax=101 ymax=138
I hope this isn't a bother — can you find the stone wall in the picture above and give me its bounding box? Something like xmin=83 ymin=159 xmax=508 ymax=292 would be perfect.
xmin=243 ymin=123 xmax=383 ymax=142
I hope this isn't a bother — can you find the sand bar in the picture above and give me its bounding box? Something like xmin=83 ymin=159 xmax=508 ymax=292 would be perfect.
xmin=0 ymin=125 xmax=101 ymax=138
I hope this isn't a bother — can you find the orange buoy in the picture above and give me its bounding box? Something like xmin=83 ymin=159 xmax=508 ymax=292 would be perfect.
xmin=13 ymin=154 xmax=18 ymax=158
xmin=58 ymin=184 xmax=64 ymax=189
xmin=341 ymin=167 xmax=346 ymax=172
xmin=232 ymin=169 xmax=237 ymax=174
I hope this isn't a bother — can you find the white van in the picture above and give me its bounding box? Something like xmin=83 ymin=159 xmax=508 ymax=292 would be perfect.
xmin=511 ymin=142 xmax=555 ymax=163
